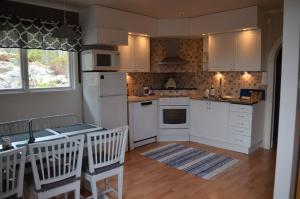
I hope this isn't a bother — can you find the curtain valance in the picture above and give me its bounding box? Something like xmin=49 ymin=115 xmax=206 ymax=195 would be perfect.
xmin=0 ymin=15 xmax=81 ymax=52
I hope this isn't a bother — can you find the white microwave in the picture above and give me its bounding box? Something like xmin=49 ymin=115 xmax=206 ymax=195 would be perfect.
xmin=81 ymin=49 xmax=120 ymax=71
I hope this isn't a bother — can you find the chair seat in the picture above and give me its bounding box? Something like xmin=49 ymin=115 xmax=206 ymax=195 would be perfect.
xmin=24 ymin=172 xmax=79 ymax=199
xmin=82 ymin=157 xmax=123 ymax=175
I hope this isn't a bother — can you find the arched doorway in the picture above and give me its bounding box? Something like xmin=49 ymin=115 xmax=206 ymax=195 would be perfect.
xmin=271 ymin=46 xmax=282 ymax=150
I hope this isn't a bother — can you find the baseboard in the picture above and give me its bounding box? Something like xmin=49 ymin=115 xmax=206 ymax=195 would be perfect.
xmin=133 ymin=137 xmax=157 ymax=149
xmin=190 ymin=135 xmax=253 ymax=154
xmin=158 ymin=134 xmax=190 ymax=142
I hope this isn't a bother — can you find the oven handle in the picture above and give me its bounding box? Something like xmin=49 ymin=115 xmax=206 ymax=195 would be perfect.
xmin=141 ymin=101 xmax=153 ymax=106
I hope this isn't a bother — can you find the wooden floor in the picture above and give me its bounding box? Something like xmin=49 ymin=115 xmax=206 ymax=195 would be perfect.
xmin=67 ymin=141 xmax=276 ymax=199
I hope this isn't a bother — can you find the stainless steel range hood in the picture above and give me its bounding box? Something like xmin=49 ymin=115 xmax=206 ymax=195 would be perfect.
xmin=159 ymin=39 xmax=188 ymax=65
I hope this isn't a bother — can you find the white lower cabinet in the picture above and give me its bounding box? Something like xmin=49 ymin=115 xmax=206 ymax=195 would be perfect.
xmin=191 ymin=100 xmax=264 ymax=154
xmin=191 ymin=101 xmax=229 ymax=142
xmin=128 ymin=100 xmax=158 ymax=150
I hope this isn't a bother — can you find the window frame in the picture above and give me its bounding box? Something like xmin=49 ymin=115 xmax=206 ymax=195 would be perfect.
xmin=0 ymin=48 xmax=75 ymax=94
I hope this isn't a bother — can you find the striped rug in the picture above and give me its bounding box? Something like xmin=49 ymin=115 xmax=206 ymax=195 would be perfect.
xmin=141 ymin=143 xmax=239 ymax=180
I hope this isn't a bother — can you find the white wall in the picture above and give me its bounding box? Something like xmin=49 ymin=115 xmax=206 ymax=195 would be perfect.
xmin=274 ymin=0 xmax=300 ymax=197
xmin=158 ymin=18 xmax=191 ymax=37
xmin=261 ymin=11 xmax=283 ymax=149
xmin=80 ymin=5 xmax=260 ymax=37
xmin=0 ymin=53 xmax=83 ymax=123
xmin=190 ymin=6 xmax=258 ymax=35
xmin=80 ymin=5 xmax=158 ymax=36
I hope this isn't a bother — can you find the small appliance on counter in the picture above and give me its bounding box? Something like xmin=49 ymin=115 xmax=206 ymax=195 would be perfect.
xmin=165 ymin=78 xmax=177 ymax=89
xmin=143 ymin=86 xmax=153 ymax=96
xmin=240 ymin=89 xmax=265 ymax=101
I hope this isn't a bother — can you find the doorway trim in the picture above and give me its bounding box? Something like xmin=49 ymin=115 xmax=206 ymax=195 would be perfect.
xmin=263 ymin=37 xmax=282 ymax=149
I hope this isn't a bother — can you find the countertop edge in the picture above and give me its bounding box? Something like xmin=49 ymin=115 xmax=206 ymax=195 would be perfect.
xmin=128 ymin=95 xmax=259 ymax=105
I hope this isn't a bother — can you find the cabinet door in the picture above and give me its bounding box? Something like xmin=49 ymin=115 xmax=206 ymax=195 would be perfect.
xmin=133 ymin=100 xmax=158 ymax=141
xmin=98 ymin=28 xmax=128 ymax=46
xmin=119 ymin=35 xmax=135 ymax=72
xmin=235 ymin=30 xmax=261 ymax=71
xmin=209 ymin=102 xmax=229 ymax=141
xmin=190 ymin=100 xmax=210 ymax=138
xmin=133 ymin=35 xmax=150 ymax=72
xmin=208 ymin=33 xmax=235 ymax=71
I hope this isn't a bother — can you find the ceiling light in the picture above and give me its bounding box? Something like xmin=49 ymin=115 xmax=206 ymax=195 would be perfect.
xmin=202 ymin=33 xmax=206 ymax=36
xmin=52 ymin=0 xmax=76 ymax=40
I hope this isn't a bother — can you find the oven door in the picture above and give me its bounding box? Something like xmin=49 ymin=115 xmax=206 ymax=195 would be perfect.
xmin=159 ymin=105 xmax=190 ymax=129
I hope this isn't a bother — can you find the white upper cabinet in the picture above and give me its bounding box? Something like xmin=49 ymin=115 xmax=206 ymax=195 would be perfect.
xmin=119 ymin=35 xmax=135 ymax=71
xmin=82 ymin=28 xmax=128 ymax=46
xmin=119 ymin=34 xmax=150 ymax=72
xmin=234 ymin=30 xmax=261 ymax=71
xmin=208 ymin=33 xmax=235 ymax=71
xmin=207 ymin=29 xmax=261 ymax=71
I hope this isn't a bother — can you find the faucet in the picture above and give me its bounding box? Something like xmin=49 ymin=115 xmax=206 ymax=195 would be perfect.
xmin=218 ymin=77 xmax=223 ymax=99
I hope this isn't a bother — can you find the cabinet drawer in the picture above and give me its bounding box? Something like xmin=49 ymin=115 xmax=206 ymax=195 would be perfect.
xmin=229 ymin=111 xmax=252 ymax=129
xmin=229 ymin=126 xmax=251 ymax=136
xmin=230 ymin=104 xmax=252 ymax=113
xmin=229 ymin=118 xmax=252 ymax=129
xmin=230 ymin=133 xmax=251 ymax=147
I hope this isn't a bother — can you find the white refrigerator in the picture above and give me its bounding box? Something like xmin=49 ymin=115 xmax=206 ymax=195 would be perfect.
xmin=83 ymin=72 xmax=128 ymax=129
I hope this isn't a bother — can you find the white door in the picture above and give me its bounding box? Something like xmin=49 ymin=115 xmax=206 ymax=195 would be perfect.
xmin=133 ymin=100 xmax=158 ymax=141
xmin=235 ymin=30 xmax=261 ymax=71
xmin=191 ymin=100 xmax=229 ymax=142
xmin=208 ymin=32 xmax=235 ymax=71
xmin=208 ymin=101 xmax=229 ymax=142
xmin=98 ymin=72 xmax=126 ymax=96
xmin=190 ymin=100 xmax=210 ymax=137
xmin=99 ymin=95 xmax=127 ymax=129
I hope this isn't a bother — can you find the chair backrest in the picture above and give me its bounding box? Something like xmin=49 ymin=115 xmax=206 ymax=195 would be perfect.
xmin=0 ymin=120 xmax=30 ymax=136
xmin=0 ymin=147 xmax=27 ymax=199
xmin=29 ymin=135 xmax=84 ymax=190
xmin=31 ymin=114 xmax=78 ymax=131
xmin=86 ymin=126 xmax=128 ymax=173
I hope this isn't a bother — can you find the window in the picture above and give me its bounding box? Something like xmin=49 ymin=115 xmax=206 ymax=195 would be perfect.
xmin=28 ymin=50 xmax=70 ymax=89
xmin=0 ymin=48 xmax=73 ymax=92
xmin=0 ymin=48 xmax=22 ymax=90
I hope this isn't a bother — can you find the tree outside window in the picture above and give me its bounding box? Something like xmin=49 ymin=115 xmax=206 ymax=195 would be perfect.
xmin=0 ymin=48 xmax=72 ymax=92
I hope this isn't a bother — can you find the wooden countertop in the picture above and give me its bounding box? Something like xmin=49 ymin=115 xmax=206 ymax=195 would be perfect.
xmin=128 ymin=95 xmax=160 ymax=103
xmin=128 ymin=95 xmax=259 ymax=105
xmin=190 ymin=96 xmax=258 ymax=105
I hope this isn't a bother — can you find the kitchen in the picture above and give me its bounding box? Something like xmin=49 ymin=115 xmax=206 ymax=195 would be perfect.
xmin=1 ymin=0 xmax=300 ymax=198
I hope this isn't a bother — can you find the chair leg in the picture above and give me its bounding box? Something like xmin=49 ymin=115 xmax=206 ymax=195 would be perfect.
xmin=74 ymin=187 xmax=80 ymax=199
xmin=118 ymin=167 xmax=124 ymax=199
xmin=91 ymin=178 xmax=98 ymax=199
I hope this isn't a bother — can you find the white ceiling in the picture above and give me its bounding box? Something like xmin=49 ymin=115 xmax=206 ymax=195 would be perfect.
xmin=12 ymin=0 xmax=283 ymax=18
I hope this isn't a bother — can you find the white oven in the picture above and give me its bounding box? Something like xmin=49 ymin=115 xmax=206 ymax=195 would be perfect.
xmin=159 ymin=97 xmax=190 ymax=129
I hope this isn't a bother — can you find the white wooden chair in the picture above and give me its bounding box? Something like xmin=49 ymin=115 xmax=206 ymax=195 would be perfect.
xmin=26 ymin=135 xmax=85 ymax=199
xmin=0 ymin=120 xmax=29 ymax=136
xmin=83 ymin=126 xmax=128 ymax=199
xmin=0 ymin=147 xmax=27 ymax=199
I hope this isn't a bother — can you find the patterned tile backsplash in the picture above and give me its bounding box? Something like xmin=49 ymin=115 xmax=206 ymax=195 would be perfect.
xmin=127 ymin=38 xmax=264 ymax=97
